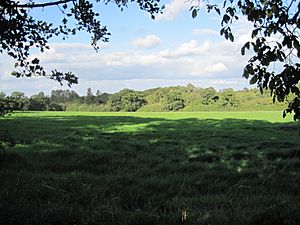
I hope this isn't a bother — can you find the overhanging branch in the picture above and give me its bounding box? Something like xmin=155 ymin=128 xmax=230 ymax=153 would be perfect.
xmin=13 ymin=0 xmax=73 ymax=8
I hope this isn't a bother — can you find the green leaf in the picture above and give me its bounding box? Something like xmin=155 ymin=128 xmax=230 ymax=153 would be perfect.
xmin=223 ymin=14 xmax=230 ymax=23
xmin=229 ymin=33 xmax=234 ymax=42
xmin=243 ymin=68 xmax=249 ymax=79
xmin=192 ymin=9 xmax=197 ymax=19
xmin=249 ymin=75 xmax=258 ymax=85
xmin=214 ymin=7 xmax=220 ymax=15
xmin=269 ymin=79 xmax=275 ymax=90
xmin=241 ymin=46 xmax=245 ymax=55
xmin=31 ymin=58 xmax=39 ymax=64
xmin=291 ymin=86 xmax=300 ymax=95
xmin=224 ymin=31 xmax=228 ymax=39
xmin=248 ymin=64 xmax=254 ymax=75
xmin=241 ymin=42 xmax=250 ymax=55
xmin=11 ymin=71 xmax=18 ymax=76
xmin=11 ymin=71 xmax=21 ymax=77
xmin=220 ymin=28 xmax=225 ymax=36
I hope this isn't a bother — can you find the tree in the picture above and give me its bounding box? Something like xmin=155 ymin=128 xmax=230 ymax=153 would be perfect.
xmin=108 ymin=89 xmax=146 ymax=112
xmin=199 ymin=87 xmax=219 ymax=105
xmin=1 ymin=0 xmax=299 ymax=118
xmin=219 ymin=88 xmax=239 ymax=108
xmin=95 ymin=91 xmax=109 ymax=104
xmin=164 ymin=91 xmax=185 ymax=111
xmin=85 ymin=88 xmax=95 ymax=105
xmin=10 ymin=91 xmax=30 ymax=110
xmin=121 ymin=90 xmax=147 ymax=112
xmin=29 ymin=92 xmax=50 ymax=111
xmin=0 ymin=95 xmax=13 ymax=116
xmin=191 ymin=0 xmax=299 ymax=119
xmin=0 ymin=92 xmax=6 ymax=98
xmin=0 ymin=0 xmax=161 ymax=86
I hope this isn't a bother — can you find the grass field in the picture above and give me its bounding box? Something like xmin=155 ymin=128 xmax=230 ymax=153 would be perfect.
xmin=1 ymin=111 xmax=300 ymax=225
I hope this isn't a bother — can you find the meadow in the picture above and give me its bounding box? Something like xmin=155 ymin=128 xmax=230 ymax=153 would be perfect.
xmin=0 ymin=111 xmax=300 ymax=225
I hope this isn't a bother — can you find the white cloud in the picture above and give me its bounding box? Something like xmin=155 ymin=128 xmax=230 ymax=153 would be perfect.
xmin=0 ymin=0 xmax=259 ymax=96
xmin=1 ymin=18 xmax=253 ymax=96
xmin=1 ymin=36 xmax=246 ymax=83
xmin=156 ymin=0 xmax=193 ymax=21
xmin=192 ymin=28 xmax=218 ymax=36
xmin=205 ymin=63 xmax=227 ymax=73
xmin=160 ymin=40 xmax=211 ymax=58
xmin=132 ymin=35 xmax=161 ymax=49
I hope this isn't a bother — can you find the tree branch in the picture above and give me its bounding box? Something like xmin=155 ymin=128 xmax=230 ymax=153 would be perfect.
xmin=13 ymin=0 xmax=73 ymax=8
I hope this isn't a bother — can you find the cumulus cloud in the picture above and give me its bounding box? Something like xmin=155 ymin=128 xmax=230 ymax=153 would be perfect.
xmin=205 ymin=63 xmax=227 ymax=73
xmin=132 ymin=35 xmax=161 ymax=49
xmin=156 ymin=0 xmax=192 ymax=21
xmin=0 ymin=0 xmax=258 ymax=96
xmin=192 ymin=28 xmax=219 ymax=36
xmin=4 ymin=36 xmax=246 ymax=82
xmin=1 ymin=19 xmax=252 ymax=95
xmin=160 ymin=40 xmax=211 ymax=58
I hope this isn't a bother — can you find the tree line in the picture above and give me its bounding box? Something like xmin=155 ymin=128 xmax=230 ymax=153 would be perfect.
xmin=1 ymin=0 xmax=299 ymax=118
xmin=2 ymin=83 xmax=296 ymax=115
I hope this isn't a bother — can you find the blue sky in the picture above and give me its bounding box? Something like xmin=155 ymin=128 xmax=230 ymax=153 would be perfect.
xmin=0 ymin=0 xmax=254 ymax=96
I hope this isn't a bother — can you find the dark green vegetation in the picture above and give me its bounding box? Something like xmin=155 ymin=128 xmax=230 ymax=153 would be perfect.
xmin=1 ymin=112 xmax=300 ymax=225
xmin=1 ymin=84 xmax=296 ymax=114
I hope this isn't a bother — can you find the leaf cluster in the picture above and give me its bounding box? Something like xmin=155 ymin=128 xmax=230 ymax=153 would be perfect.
xmin=0 ymin=0 xmax=162 ymax=86
xmin=0 ymin=96 xmax=13 ymax=117
xmin=192 ymin=0 xmax=300 ymax=119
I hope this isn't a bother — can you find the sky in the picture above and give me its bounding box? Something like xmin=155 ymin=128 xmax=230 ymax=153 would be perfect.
xmin=0 ymin=0 xmax=255 ymax=96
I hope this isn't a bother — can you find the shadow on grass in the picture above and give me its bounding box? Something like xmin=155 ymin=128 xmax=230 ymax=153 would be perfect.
xmin=0 ymin=115 xmax=300 ymax=225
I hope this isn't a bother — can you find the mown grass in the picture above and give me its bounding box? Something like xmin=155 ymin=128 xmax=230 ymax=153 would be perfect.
xmin=0 ymin=111 xmax=300 ymax=225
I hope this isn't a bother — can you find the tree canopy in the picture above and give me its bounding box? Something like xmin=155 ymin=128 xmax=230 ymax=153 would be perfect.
xmin=191 ymin=0 xmax=300 ymax=119
xmin=0 ymin=0 xmax=299 ymax=118
xmin=0 ymin=0 xmax=161 ymax=86
xmin=1 ymin=85 xmax=293 ymax=113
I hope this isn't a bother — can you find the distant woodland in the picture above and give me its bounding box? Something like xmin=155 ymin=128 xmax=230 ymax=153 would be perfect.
xmin=1 ymin=84 xmax=295 ymax=112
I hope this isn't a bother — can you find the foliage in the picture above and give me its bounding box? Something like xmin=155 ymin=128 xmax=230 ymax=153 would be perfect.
xmin=50 ymin=89 xmax=81 ymax=103
xmin=108 ymin=89 xmax=147 ymax=112
xmin=1 ymin=84 xmax=292 ymax=113
xmin=10 ymin=92 xmax=30 ymax=110
xmin=48 ymin=102 xmax=66 ymax=111
xmin=0 ymin=96 xmax=13 ymax=117
xmin=29 ymin=92 xmax=50 ymax=111
xmin=84 ymin=87 xmax=95 ymax=105
xmin=0 ymin=0 xmax=161 ymax=86
xmin=191 ymin=0 xmax=300 ymax=118
xmin=283 ymin=97 xmax=300 ymax=121
xmin=219 ymin=88 xmax=239 ymax=108
xmin=199 ymin=87 xmax=219 ymax=105
xmin=95 ymin=91 xmax=109 ymax=104
xmin=164 ymin=91 xmax=185 ymax=111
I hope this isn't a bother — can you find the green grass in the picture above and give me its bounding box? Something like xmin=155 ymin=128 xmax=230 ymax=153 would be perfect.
xmin=1 ymin=111 xmax=300 ymax=225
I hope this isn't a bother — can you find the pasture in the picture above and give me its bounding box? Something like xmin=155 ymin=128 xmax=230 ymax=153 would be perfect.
xmin=0 ymin=111 xmax=300 ymax=225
